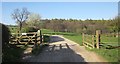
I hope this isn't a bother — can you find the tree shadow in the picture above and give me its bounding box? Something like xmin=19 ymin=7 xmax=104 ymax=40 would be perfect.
xmin=23 ymin=43 xmax=86 ymax=62
xmin=49 ymin=36 xmax=65 ymax=43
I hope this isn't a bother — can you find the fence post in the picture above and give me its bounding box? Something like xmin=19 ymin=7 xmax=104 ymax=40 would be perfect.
xmin=92 ymin=35 xmax=95 ymax=48
xmin=40 ymin=30 xmax=42 ymax=44
xmin=17 ymin=30 xmax=19 ymax=37
xmin=96 ymin=30 xmax=101 ymax=49
xmin=34 ymin=33 xmax=37 ymax=48
xmin=82 ymin=33 xmax=85 ymax=46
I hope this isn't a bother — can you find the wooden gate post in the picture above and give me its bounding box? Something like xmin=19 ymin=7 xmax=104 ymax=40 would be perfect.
xmin=92 ymin=35 xmax=95 ymax=48
xmin=17 ymin=30 xmax=19 ymax=37
xmin=82 ymin=33 xmax=85 ymax=46
xmin=40 ymin=30 xmax=42 ymax=44
xmin=34 ymin=33 xmax=37 ymax=48
xmin=96 ymin=30 xmax=101 ymax=49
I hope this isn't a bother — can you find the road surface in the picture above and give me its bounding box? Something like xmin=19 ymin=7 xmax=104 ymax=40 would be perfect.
xmin=22 ymin=35 xmax=107 ymax=63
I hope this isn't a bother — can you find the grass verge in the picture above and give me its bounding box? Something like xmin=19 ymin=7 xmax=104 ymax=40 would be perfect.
xmin=87 ymin=48 xmax=119 ymax=64
xmin=63 ymin=34 xmax=83 ymax=45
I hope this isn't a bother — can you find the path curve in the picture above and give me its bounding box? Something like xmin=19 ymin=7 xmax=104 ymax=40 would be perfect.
xmin=23 ymin=35 xmax=108 ymax=62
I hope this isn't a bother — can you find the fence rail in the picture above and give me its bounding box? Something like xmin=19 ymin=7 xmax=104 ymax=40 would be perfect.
xmin=82 ymin=33 xmax=95 ymax=49
xmin=82 ymin=30 xmax=101 ymax=49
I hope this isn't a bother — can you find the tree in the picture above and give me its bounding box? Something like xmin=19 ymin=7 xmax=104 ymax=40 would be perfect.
xmin=113 ymin=16 xmax=120 ymax=32
xmin=11 ymin=8 xmax=30 ymax=32
xmin=26 ymin=13 xmax=41 ymax=29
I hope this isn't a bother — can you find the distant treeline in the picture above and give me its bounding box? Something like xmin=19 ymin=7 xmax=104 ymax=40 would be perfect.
xmin=8 ymin=18 xmax=119 ymax=34
xmin=40 ymin=18 xmax=119 ymax=34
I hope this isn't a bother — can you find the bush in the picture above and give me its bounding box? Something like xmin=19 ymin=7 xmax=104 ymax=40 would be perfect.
xmin=43 ymin=35 xmax=50 ymax=42
xmin=1 ymin=23 xmax=11 ymax=49
xmin=1 ymin=23 xmax=25 ymax=62
xmin=21 ymin=27 xmax=38 ymax=33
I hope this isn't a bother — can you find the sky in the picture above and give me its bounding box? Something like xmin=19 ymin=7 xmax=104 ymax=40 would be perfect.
xmin=1 ymin=2 xmax=118 ymax=25
xmin=1 ymin=0 xmax=120 ymax=2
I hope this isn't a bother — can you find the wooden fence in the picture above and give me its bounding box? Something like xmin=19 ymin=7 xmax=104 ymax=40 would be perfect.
xmin=82 ymin=30 xmax=101 ymax=49
xmin=9 ymin=30 xmax=43 ymax=46
xmin=82 ymin=30 xmax=120 ymax=49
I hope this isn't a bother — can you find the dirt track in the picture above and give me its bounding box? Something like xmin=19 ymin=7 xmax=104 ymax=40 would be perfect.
xmin=23 ymin=35 xmax=108 ymax=62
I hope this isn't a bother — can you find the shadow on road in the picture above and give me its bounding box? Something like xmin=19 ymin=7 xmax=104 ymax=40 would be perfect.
xmin=23 ymin=43 xmax=86 ymax=62
xmin=49 ymin=36 xmax=65 ymax=43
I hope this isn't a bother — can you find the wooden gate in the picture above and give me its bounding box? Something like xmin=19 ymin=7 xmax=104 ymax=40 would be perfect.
xmin=9 ymin=30 xmax=43 ymax=45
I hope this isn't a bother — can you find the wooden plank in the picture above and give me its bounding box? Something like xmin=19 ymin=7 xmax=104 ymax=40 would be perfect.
xmin=19 ymin=42 xmax=28 ymax=44
xmin=83 ymin=42 xmax=92 ymax=49
xmin=27 ymin=32 xmax=36 ymax=34
xmin=11 ymin=32 xmax=36 ymax=35
xmin=84 ymin=41 xmax=93 ymax=47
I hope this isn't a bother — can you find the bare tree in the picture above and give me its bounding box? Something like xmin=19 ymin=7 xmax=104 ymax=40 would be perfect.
xmin=11 ymin=8 xmax=30 ymax=32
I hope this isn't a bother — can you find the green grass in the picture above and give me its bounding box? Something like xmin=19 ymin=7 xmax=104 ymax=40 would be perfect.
xmin=41 ymin=29 xmax=54 ymax=34
xmin=41 ymin=29 xmax=76 ymax=35
xmin=63 ymin=34 xmax=83 ymax=45
xmin=101 ymin=35 xmax=118 ymax=46
xmin=89 ymin=48 xmax=119 ymax=63
xmin=101 ymin=36 xmax=118 ymax=43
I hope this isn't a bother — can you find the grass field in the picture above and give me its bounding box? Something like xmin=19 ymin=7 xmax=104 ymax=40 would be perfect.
xmin=41 ymin=29 xmax=76 ymax=35
xmin=63 ymin=35 xmax=83 ymax=45
xmin=101 ymin=36 xmax=118 ymax=43
xmin=101 ymin=35 xmax=118 ymax=47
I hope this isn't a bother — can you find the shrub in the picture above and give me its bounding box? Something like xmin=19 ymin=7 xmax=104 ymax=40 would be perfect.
xmin=21 ymin=26 xmax=38 ymax=33
xmin=43 ymin=35 xmax=50 ymax=42
xmin=1 ymin=23 xmax=11 ymax=51
xmin=1 ymin=23 xmax=24 ymax=62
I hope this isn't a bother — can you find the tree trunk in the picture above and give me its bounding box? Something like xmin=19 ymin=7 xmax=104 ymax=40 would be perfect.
xmin=19 ymin=22 xmax=22 ymax=32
